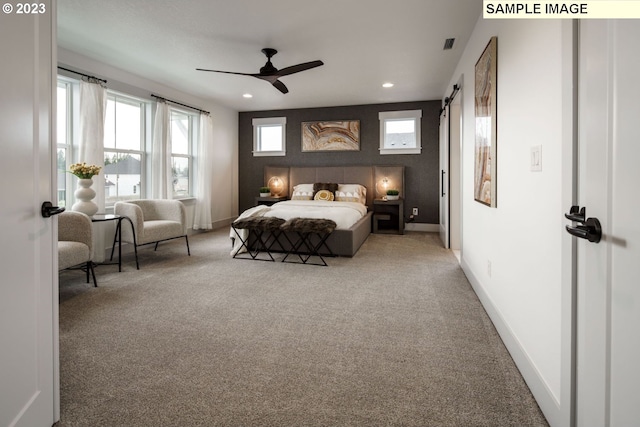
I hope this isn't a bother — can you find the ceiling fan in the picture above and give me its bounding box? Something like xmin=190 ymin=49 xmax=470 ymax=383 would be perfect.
xmin=196 ymin=48 xmax=323 ymax=94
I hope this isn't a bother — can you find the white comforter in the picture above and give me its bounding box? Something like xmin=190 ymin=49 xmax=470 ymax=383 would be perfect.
xmin=229 ymin=200 xmax=368 ymax=255
xmin=264 ymin=200 xmax=368 ymax=230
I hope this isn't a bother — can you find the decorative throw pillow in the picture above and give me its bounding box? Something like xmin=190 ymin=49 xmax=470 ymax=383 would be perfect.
xmin=314 ymin=189 xmax=334 ymax=201
xmin=336 ymin=184 xmax=367 ymax=204
xmin=291 ymin=184 xmax=314 ymax=200
xmin=313 ymin=182 xmax=338 ymax=198
xmin=291 ymin=193 xmax=313 ymax=200
xmin=334 ymin=191 xmax=361 ymax=203
xmin=294 ymin=183 xmax=314 ymax=192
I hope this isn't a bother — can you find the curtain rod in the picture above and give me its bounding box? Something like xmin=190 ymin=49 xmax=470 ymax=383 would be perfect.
xmin=439 ymin=84 xmax=460 ymax=117
xmin=151 ymin=94 xmax=210 ymax=115
xmin=57 ymin=66 xmax=107 ymax=84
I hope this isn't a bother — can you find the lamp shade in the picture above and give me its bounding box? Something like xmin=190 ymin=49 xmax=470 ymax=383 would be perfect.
xmin=268 ymin=176 xmax=284 ymax=196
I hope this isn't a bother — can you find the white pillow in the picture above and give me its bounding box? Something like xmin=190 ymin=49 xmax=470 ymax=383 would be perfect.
xmin=335 ymin=184 xmax=366 ymax=204
xmin=291 ymin=183 xmax=314 ymax=200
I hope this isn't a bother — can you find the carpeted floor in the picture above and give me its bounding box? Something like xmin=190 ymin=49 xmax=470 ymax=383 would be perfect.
xmin=56 ymin=229 xmax=548 ymax=427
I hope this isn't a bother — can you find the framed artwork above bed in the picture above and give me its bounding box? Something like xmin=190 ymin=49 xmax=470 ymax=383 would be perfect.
xmin=301 ymin=120 xmax=360 ymax=152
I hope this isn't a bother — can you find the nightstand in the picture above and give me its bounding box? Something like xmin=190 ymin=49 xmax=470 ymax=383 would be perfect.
xmin=373 ymin=198 xmax=404 ymax=234
xmin=255 ymin=196 xmax=287 ymax=206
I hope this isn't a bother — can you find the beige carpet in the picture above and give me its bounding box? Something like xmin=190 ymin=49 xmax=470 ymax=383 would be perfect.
xmin=56 ymin=229 xmax=548 ymax=427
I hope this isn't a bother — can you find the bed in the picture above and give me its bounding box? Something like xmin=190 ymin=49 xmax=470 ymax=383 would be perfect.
xmin=232 ymin=165 xmax=404 ymax=257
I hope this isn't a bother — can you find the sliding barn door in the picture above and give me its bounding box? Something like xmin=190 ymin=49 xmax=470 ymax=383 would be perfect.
xmin=439 ymin=106 xmax=450 ymax=248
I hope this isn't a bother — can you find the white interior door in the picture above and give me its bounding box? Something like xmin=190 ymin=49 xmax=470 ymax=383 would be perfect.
xmin=0 ymin=4 xmax=58 ymax=426
xmin=439 ymin=106 xmax=450 ymax=248
xmin=575 ymin=20 xmax=640 ymax=427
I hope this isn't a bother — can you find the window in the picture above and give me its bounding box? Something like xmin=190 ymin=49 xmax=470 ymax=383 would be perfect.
xmin=57 ymin=80 xmax=72 ymax=207
xmin=103 ymin=93 xmax=146 ymax=205
xmin=379 ymin=110 xmax=422 ymax=155
xmin=57 ymin=79 xmax=199 ymax=206
xmin=253 ymin=117 xmax=286 ymax=156
xmin=170 ymin=109 xmax=195 ymax=198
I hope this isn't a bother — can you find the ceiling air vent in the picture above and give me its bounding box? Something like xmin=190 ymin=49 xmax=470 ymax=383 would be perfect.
xmin=443 ymin=38 xmax=455 ymax=50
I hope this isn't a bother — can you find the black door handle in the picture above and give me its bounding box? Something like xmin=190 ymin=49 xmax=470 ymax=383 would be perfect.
xmin=41 ymin=201 xmax=65 ymax=218
xmin=564 ymin=205 xmax=585 ymax=222
xmin=565 ymin=206 xmax=601 ymax=243
xmin=441 ymin=170 xmax=446 ymax=197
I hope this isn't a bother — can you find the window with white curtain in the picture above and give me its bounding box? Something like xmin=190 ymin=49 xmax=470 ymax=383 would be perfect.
xmin=103 ymin=92 xmax=146 ymax=205
xmin=170 ymin=108 xmax=195 ymax=198
xmin=58 ymin=76 xmax=201 ymax=205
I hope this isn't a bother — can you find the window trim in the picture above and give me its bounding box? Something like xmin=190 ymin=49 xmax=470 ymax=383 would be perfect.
xmin=252 ymin=117 xmax=286 ymax=157
xmin=378 ymin=109 xmax=422 ymax=155
xmin=56 ymin=79 xmax=74 ymax=208
xmin=103 ymin=91 xmax=147 ymax=206
xmin=169 ymin=107 xmax=196 ymax=198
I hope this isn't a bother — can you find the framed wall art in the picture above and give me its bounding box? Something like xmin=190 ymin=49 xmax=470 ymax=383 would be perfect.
xmin=474 ymin=36 xmax=497 ymax=207
xmin=301 ymin=120 xmax=360 ymax=152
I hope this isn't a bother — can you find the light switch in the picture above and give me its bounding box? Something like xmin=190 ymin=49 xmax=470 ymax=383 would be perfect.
xmin=531 ymin=145 xmax=542 ymax=171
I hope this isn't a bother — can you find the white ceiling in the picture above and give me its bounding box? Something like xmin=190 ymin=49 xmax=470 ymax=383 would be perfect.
xmin=57 ymin=0 xmax=481 ymax=112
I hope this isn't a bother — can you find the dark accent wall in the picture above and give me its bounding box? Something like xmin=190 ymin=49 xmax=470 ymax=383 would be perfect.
xmin=238 ymin=100 xmax=440 ymax=224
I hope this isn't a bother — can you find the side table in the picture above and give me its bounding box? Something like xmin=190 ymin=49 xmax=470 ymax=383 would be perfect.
xmin=91 ymin=213 xmax=139 ymax=271
xmin=373 ymin=198 xmax=404 ymax=235
xmin=255 ymin=196 xmax=287 ymax=206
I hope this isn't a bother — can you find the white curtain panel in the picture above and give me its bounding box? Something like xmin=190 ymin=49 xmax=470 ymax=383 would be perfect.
xmin=193 ymin=113 xmax=213 ymax=230
xmin=151 ymin=101 xmax=172 ymax=199
xmin=78 ymin=81 xmax=107 ymax=261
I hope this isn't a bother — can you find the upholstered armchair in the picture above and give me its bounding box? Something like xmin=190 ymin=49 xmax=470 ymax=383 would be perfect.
xmin=58 ymin=211 xmax=97 ymax=286
xmin=114 ymin=200 xmax=190 ymax=266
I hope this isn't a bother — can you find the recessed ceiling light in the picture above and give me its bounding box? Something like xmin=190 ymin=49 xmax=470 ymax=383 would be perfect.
xmin=382 ymin=82 xmax=394 ymax=88
xmin=243 ymin=93 xmax=253 ymax=98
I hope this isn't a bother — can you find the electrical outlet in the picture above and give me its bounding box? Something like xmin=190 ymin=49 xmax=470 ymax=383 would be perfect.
xmin=412 ymin=207 xmax=418 ymax=215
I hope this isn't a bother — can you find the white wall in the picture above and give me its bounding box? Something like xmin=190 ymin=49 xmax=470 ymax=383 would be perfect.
xmin=58 ymin=48 xmax=239 ymax=229
xmin=445 ymin=19 xmax=574 ymax=427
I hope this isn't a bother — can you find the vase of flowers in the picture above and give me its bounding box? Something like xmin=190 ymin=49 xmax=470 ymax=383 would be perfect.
xmin=69 ymin=162 xmax=102 ymax=216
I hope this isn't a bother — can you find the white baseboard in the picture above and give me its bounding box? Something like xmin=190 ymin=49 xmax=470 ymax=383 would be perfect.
xmin=404 ymin=222 xmax=439 ymax=232
xmin=460 ymin=259 xmax=562 ymax=426
xmin=211 ymin=217 xmax=235 ymax=230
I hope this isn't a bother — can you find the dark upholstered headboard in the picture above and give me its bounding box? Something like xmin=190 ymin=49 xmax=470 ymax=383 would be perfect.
xmin=264 ymin=165 xmax=404 ymax=207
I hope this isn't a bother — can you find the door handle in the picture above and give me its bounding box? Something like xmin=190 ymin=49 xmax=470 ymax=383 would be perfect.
xmin=41 ymin=201 xmax=65 ymax=218
xmin=564 ymin=205 xmax=585 ymax=222
xmin=565 ymin=206 xmax=601 ymax=243
xmin=441 ymin=170 xmax=446 ymax=196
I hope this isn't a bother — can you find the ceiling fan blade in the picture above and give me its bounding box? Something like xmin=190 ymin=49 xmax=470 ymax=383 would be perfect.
xmin=274 ymin=60 xmax=324 ymax=77
xmin=195 ymin=68 xmax=257 ymax=77
xmin=272 ymin=80 xmax=289 ymax=94
xmin=251 ymin=75 xmax=288 ymax=94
